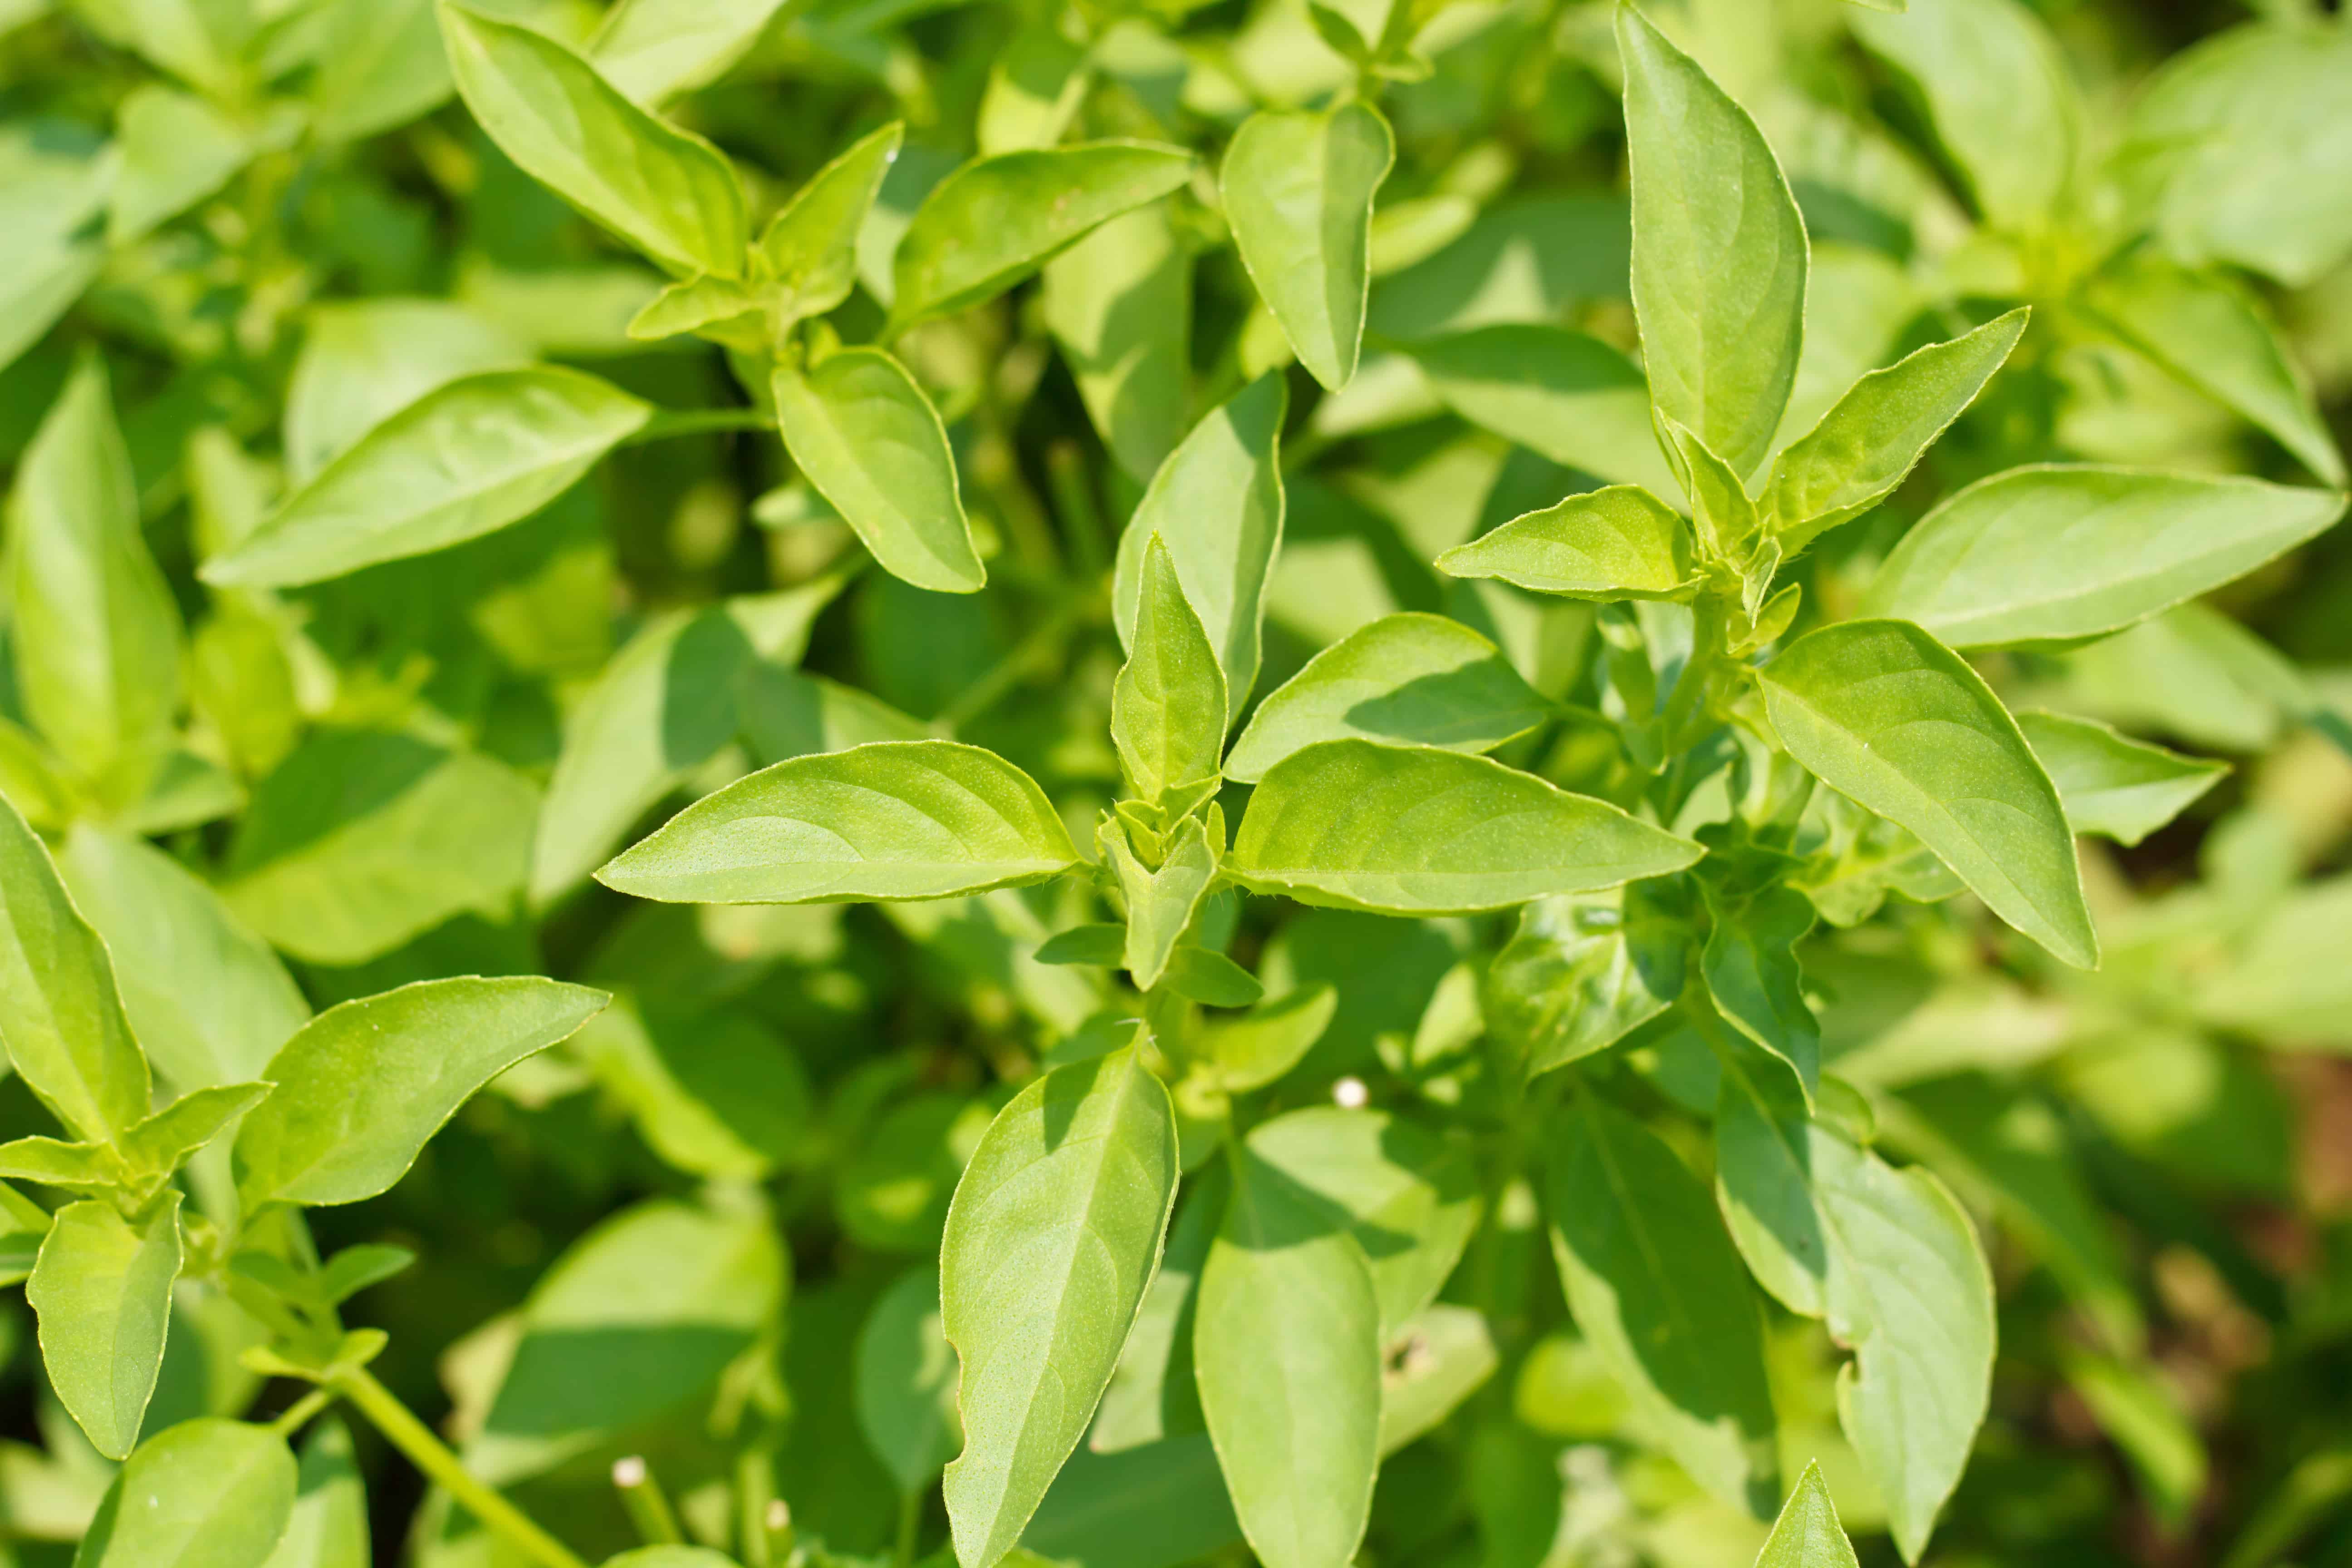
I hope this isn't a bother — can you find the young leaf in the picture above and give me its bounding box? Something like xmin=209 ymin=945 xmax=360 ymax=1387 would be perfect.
xmin=1113 ymin=536 xmax=1228 ymax=803
xmin=1043 ymin=202 xmax=1192 ymax=483
xmin=774 ymin=348 xmax=985 ymax=593
xmin=598 ymin=741 xmax=1083 ymax=904
xmin=1035 ymin=924 xmax=1128 ymax=967
xmin=587 ymin=0 xmax=789 ymax=105
xmin=1861 ymin=466 xmax=2347 ymax=648
xmin=1161 ymin=947 xmax=1264 ymax=1009
xmin=1618 ymin=1 xmax=1808 ymax=480
xmin=1760 ymin=621 xmax=2096 ymax=967
xmin=107 ymin=84 xmax=259 ymax=244
xmin=233 ymin=978 xmax=610 ymax=1210
xmin=1547 ymin=1095 xmax=1780 ymax=1517
xmin=1767 ymin=310 xmax=2029 ymax=547
xmin=1225 ymin=613 xmax=1551 ymax=783
xmin=440 ymin=4 xmax=749 ymax=277
xmin=1107 ymin=816 xmax=1219 ymax=992
xmin=1436 ymin=486 xmax=1696 ymax=602
xmin=203 ymin=368 xmax=652 ymax=588
xmin=1195 ymin=1161 xmax=1382 ymax=1568
xmin=71 ymin=1417 xmax=296 ymax=1568
xmin=1702 ymin=883 xmax=1821 ymax=1101
xmin=856 ymin=1264 xmax=962 ymax=1495
xmin=122 ymin=1083 xmax=272 ymax=1178
xmin=1203 ymin=986 xmax=1339 ymax=1093
xmin=941 ymin=1046 xmax=1179 ymax=1568
xmin=1220 ymin=103 xmax=1394 ymax=390
xmin=6 ymin=353 xmax=185 ymax=804
xmin=889 ymin=142 xmax=1193 ymax=331
xmin=1112 ymin=377 xmax=1287 ymax=723
xmin=28 ymin=1193 xmax=181 ymax=1460
xmin=760 ymin=120 xmax=905 ymax=324
xmin=0 ymin=798 xmax=151 ymax=1146
xmin=1661 ymin=418 xmax=1763 ymax=560
xmin=626 ymin=275 xmax=762 ymax=344
xmin=1401 ymin=325 xmax=1676 ymax=495
xmin=1484 ymin=886 xmax=1690 ymax=1083
xmin=1754 ymin=1462 xmax=1860 ymax=1568
xmin=2013 ymin=711 xmax=2225 ymax=847
xmin=1229 ymin=741 xmax=1701 ymax=915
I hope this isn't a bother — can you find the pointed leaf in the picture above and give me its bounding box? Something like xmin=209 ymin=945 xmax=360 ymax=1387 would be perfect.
xmin=1436 ymin=485 xmax=1695 ymax=602
xmin=1107 ymin=816 xmax=1219 ymax=992
xmin=73 ymin=1418 xmax=295 ymax=1568
xmin=122 ymin=1083 xmax=271 ymax=1177
xmin=1113 ymin=537 xmax=1227 ymax=804
xmin=1404 ymin=326 xmax=1676 ymax=493
xmin=760 ymin=121 xmax=904 ymax=324
xmin=29 ymin=1194 xmax=181 ymax=1460
xmin=587 ymin=0 xmax=789 ymax=105
xmin=1754 ymin=1462 xmax=1860 ymax=1568
xmin=2014 ymin=711 xmax=2226 ymax=847
xmin=1220 ymin=104 xmax=1394 ymax=390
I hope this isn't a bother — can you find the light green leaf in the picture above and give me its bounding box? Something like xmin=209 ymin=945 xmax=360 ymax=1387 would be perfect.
xmin=598 ymin=741 xmax=1083 ymax=904
xmin=941 ymin=1046 xmax=1180 ymax=1568
xmin=205 ymin=368 xmax=649 ymax=588
xmin=2082 ymin=252 xmax=2345 ymax=486
xmin=72 ymin=1417 xmax=295 ymax=1568
xmin=1203 ymin=986 xmax=1338 ymax=1093
xmin=587 ymin=0 xmax=787 ymax=104
xmin=1660 ymin=417 xmax=1762 ymax=559
xmin=7 ymin=353 xmax=185 ymax=805
xmin=740 ymin=665 xmax=930 ymax=765
xmin=2192 ymin=873 xmax=2352 ymax=1047
xmin=1226 ymin=614 xmax=1550 ymax=784
xmin=1161 ymin=947 xmax=1263 ymax=1009
xmin=976 ymin=20 xmax=1091 ymax=157
xmin=28 ymin=1194 xmax=181 ymax=1460
xmin=1401 ymin=326 xmax=1676 ymax=494
xmin=233 ymin=977 xmax=609 ymax=1210
xmin=259 ymin=1418 xmax=368 ymax=1568
xmin=1436 ymin=485 xmax=1695 ymax=602
xmin=282 ymin=299 xmax=534 ymax=486
xmin=1760 ymin=621 xmax=2095 ymax=966
xmin=774 ymin=348 xmax=983 ymax=593
xmin=1861 ymin=466 xmax=2347 ymax=649
xmin=0 ymin=1136 xmax=118 ymax=1192
xmin=122 ymin=1083 xmax=270 ymax=1178
xmin=760 ymin=121 xmax=904 ymax=324
xmin=1377 ymin=1304 xmax=1498 ymax=1456
xmin=2014 ymin=711 xmax=2226 ymax=847
xmin=1483 ymin=885 xmax=1689 ymax=1083
xmin=1767 ymin=310 xmax=2029 ymax=548
xmin=1114 ymin=537 xmax=1227 ymax=803
xmin=1044 ymin=201 xmax=1192 ymax=484
xmin=1754 ymin=1461 xmax=1860 ymax=1568
xmin=0 ymin=122 xmax=109 ymax=376
xmin=1196 ymin=1164 xmax=1382 ymax=1568
xmin=1617 ymin=1 xmax=1807 ymax=480
xmin=0 ymin=798 xmax=150 ymax=1145
xmin=440 ymin=3 xmax=748 ymax=276
xmin=857 ymin=1264 xmax=962 ymax=1495
xmin=575 ymin=1002 xmax=811 ymax=1181
xmin=1113 ymin=377 xmax=1287 ymax=723
xmin=107 ymin=85 xmax=257 ymax=243
xmin=1230 ymin=741 xmax=1701 ymax=916
xmin=889 ymin=142 xmax=1193 ymax=332
xmin=1220 ymin=103 xmax=1394 ymax=390
xmin=69 ymin=0 xmax=244 ymax=96
xmin=310 ymin=0 xmax=452 ymax=142
xmin=1107 ymin=816 xmax=1219 ymax=993
xmin=626 ymin=275 xmax=762 ymax=344
xmin=1702 ymin=883 xmax=1821 ymax=1101
xmin=1547 ymin=1094 xmax=1779 ymax=1517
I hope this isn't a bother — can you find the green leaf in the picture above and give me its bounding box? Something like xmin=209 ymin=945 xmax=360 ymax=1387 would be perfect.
xmin=107 ymin=84 xmax=260 ymax=244
xmin=1113 ymin=537 xmax=1228 ymax=803
xmin=440 ymin=3 xmax=749 ymax=277
xmin=774 ymin=348 xmax=984 ymax=593
xmin=1546 ymin=1095 xmax=1779 ymax=1517
xmin=941 ymin=1046 xmax=1180 ymax=1568
xmin=0 ymin=798 xmax=151 ymax=1145
xmin=1035 ymin=924 xmax=1127 ymax=967
xmin=975 ymin=19 xmax=1091 ymax=156
xmin=1043 ymin=202 xmax=1192 ymax=483
xmin=6 ymin=353 xmax=185 ymax=804
xmin=1701 ymin=883 xmax=1821 ymax=1101
xmin=1220 ymin=104 xmax=1394 ymax=390
xmin=1160 ymin=947 xmax=1264 ymax=1009
xmin=598 ymin=741 xmax=1082 ymax=904
xmin=1766 ymin=310 xmax=2029 ymax=548
xmin=72 ymin=1418 xmax=296 ymax=1568
xmin=1436 ymin=485 xmax=1695 ymax=602
xmin=260 ymin=1418 xmax=368 ymax=1568
xmin=0 ymin=122 xmax=109 ymax=376
xmin=1226 ymin=614 xmax=1552 ymax=783
xmin=759 ymin=121 xmax=904 ymax=325
xmin=2081 ymin=252 xmax=2346 ymax=486
xmin=1617 ymin=1 xmax=1808 ymax=480
xmin=0 ymin=1137 xmax=120 ymax=1193
xmin=1759 ymin=621 xmax=2096 ymax=967
xmin=1483 ymin=885 xmax=1690 ymax=1083
xmin=1659 ymin=418 xmax=1761 ymax=559
xmin=1106 ymin=816 xmax=1219 ymax=992
xmin=1022 ymin=1434 xmax=1240 ymax=1568
xmin=1195 ymin=1161 xmax=1382 ymax=1568
xmin=1861 ymin=466 xmax=2347 ymax=649
xmin=204 ymin=368 xmax=650 ymax=588
xmin=1203 ymin=986 xmax=1338 ymax=1093
xmin=2193 ymin=874 xmax=2352 ymax=1046
xmin=626 ymin=275 xmax=762 ymax=344
xmin=2014 ymin=711 xmax=2226 ymax=847
xmin=1754 ymin=1462 xmax=1860 ymax=1568
xmin=28 ymin=1194 xmax=181 ymax=1460
xmin=740 ymin=666 xmax=930 ymax=764
xmin=572 ymin=1002 xmax=812 ymax=1181
xmin=1377 ymin=1305 xmax=1498 ymax=1456
xmin=1229 ymin=741 xmax=1701 ymax=915
xmin=857 ymin=1264 xmax=962 ymax=1495
xmin=1401 ymin=326 xmax=1676 ymax=494
xmin=309 ymin=0 xmax=453 ymax=142
xmin=1112 ymin=377 xmax=1286 ymax=725
xmin=233 ymin=977 xmax=610 ymax=1210
xmin=282 ymin=299 xmax=534 ymax=486
xmin=122 ymin=1083 xmax=271 ymax=1178
xmin=889 ymin=142 xmax=1193 ymax=332
xmin=587 ymin=0 xmax=788 ymax=104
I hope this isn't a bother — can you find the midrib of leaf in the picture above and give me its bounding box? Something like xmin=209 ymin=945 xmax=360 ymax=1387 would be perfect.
xmin=1571 ymin=1090 xmax=1706 ymax=1352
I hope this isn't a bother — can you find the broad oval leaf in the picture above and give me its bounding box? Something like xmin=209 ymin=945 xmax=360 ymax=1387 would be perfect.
xmin=1861 ymin=466 xmax=2347 ymax=648
xmin=598 ymin=740 xmax=1083 ymax=904
xmin=857 ymin=1264 xmax=963 ymax=1495
xmin=1226 ymin=613 xmax=1550 ymax=783
xmin=760 ymin=121 xmax=904 ymax=323
xmin=890 ymin=142 xmax=1193 ymax=331
xmin=73 ymin=1417 xmax=296 ymax=1568
xmin=1403 ymin=326 xmax=1676 ymax=494
xmin=440 ymin=4 xmax=748 ymax=277
xmin=774 ymin=348 xmax=984 ymax=593
xmin=1221 ymin=103 xmax=1394 ymax=391
xmin=233 ymin=977 xmax=610 ymax=1210
xmin=1436 ymin=486 xmax=1696 ymax=603
xmin=1618 ymin=2 xmax=1807 ymax=480
xmin=1113 ymin=536 xmax=1227 ymax=803
xmin=2014 ymin=711 xmax=2226 ymax=848
xmin=1229 ymin=741 xmax=1701 ymax=916
xmin=1755 ymin=1461 xmax=1861 ymax=1568
xmin=1759 ymin=621 xmax=2096 ymax=968
xmin=28 ymin=1194 xmax=181 ymax=1460
xmin=282 ymin=299 xmax=533 ymax=487
xmin=204 ymin=368 xmax=651 ymax=588
xmin=941 ymin=1046 xmax=1180 ymax=1568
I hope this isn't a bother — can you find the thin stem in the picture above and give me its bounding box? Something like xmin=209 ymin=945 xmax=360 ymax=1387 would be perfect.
xmin=622 ymin=407 xmax=776 ymax=446
xmin=613 ymin=1456 xmax=684 ymax=1546
xmin=931 ymin=596 xmax=1087 ymax=735
xmin=333 ymin=1367 xmax=590 ymax=1568
xmin=893 ymin=1489 xmax=921 ymax=1568
xmin=270 ymin=1386 xmax=335 ymax=1439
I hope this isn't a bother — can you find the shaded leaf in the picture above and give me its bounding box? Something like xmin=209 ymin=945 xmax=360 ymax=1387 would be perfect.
xmin=2014 ymin=711 xmax=2226 ymax=847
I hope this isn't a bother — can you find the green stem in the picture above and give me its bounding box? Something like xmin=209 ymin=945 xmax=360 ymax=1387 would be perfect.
xmin=270 ymin=1385 xmax=335 ymax=1439
xmin=614 ymin=1456 xmax=684 ymax=1545
xmin=893 ymin=1488 xmax=921 ymax=1568
xmin=333 ymin=1367 xmax=590 ymax=1568
xmin=623 ymin=407 xmax=777 ymax=446
xmin=931 ymin=595 xmax=1088 ymax=735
